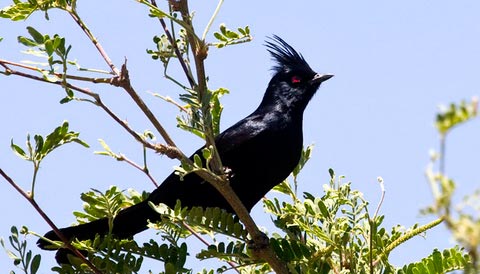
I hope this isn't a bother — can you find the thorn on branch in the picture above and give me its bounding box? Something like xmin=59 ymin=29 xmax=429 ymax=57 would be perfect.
xmin=110 ymin=59 xmax=131 ymax=89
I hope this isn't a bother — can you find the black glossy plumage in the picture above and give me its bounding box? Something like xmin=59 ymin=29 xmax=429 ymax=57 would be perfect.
xmin=37 ymin=36 xmax=333 ymax=263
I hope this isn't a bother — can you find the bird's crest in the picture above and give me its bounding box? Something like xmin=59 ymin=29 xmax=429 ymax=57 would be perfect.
xmin=265 ymin=35 xmax=312 ymax=74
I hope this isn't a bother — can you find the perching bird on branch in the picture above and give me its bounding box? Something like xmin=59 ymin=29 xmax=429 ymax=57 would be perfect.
xmin=37 ymin=35 xmax=333 ymax=264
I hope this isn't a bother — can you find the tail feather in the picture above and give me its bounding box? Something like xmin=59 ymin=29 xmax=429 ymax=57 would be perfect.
xmin=36 ymin=200 xmax=158 ymax=264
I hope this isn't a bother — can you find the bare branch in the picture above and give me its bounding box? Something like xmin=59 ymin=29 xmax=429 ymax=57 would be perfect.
xmin=173 ymin=1 xmax=289 ymax=272
xmin=110 ymin=61 xmax=181 ymax=150
xmin=68 ymin=8 xmax=120 ymax=76
xmin=150 ymin=0 xmax=196 ymax=88
xmin=0 ymin=62 xmax=182 ymax=161
xmin=118 ymin=154 xmax=159 ymax=187
xmin=0 ymin=59 xmax=112 ymax=84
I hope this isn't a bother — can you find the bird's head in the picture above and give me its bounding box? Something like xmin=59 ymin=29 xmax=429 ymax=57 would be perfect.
xmin=261 ymin=35 xmax=333 ymax=113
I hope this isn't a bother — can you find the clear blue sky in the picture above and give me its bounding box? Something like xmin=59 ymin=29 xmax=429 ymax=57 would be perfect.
xmin=1 ymin=1 xmax=479 ymax=272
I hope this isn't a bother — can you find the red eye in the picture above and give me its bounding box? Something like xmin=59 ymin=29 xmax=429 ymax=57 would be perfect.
xmin=291 ymin=75 xmax=302 ymax=84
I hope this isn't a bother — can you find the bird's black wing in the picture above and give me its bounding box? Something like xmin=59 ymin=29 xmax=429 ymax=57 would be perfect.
xmin=147 ymin=112 xmax=273 ymax=211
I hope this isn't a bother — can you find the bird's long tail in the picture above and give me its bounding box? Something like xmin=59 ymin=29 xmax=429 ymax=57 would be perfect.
xmin=36 ymin=199 xmax=158 ymax=264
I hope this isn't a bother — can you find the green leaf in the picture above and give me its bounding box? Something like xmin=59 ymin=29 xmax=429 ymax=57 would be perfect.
xmin=435 ymin=98 xmax=478 ymax=135
xmin=193 ymin=154 xmax=203 ymax=168
xmin=219 ymin=23 xmax=227 ymax=35
xmin=213 ymin=32 xmax=227 ymax=41
xmin=44 ymin=39 xmax=53 ymax=56
xmin=95 ymin=138 xmax=114 ymax=157
xmin=212 ymin=24 xmax=252 ymax=48
xmin=399 ymin=246 xmax=470 ymax=273
xmin=30 ymin=254 xmax=41 ymax=274
xmin=53 ymin=35 xmax=65 ymax=54
xmin=201 ymin=147 xmax=211 ymax=161
xmin=328 ymin=168 xmax=335 ymax=179
xmin=10 ymin=141 xmax=28 ymax=160
xmin=17 ymin=36 xmax=37 ymax=47
xmin=33 ymin=134 xmax=44 ymax=155
xmin=225 ymin=30 xmax=239 ymax=39
xmin=59 ymin=96 xmax=72 ymax=104
xmin=0 ymin=1 xmax=36 ymax=21
xmin=316 ymin=199 xmax=330 ymax=220
xmin=26 ymin=26 xmax=44 ymax=44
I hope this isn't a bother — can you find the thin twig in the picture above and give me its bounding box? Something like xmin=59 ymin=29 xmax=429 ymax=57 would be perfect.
xmin=181 ymin=217 xmax=238 ymax=273
xmin=373 ymin=177 xmax=385 ymax=219
xmin=67 ymin=6 xmax=184 ymax=152
xmin=0 ymin=59 xmax=112 ymax=83
xmin=153 ymin=94 xmax=189 ymax=113
xmin=118 ymin=154 xmax=159 ymax=187
xmin=68 ymin=8 xmax=120 ymax=76
xmin=0 ymin=63 xmax=181 ymax=160
xmin=177 ymin=0 xmax=223 ymax=174
xmin=68 ymin=5 xmax=186 ymax=151
xmin=0 ymin=169 xmax=103 ymax=274
xmin=150 ymin=0 xmax=195 ymax=88
xmin=181 ymin=221 xmax=241 ymax=273
xmin=111 ymin=61 xmax=180 ymax=149
xmin=1 ymin=63 xmax=94 ymax=96
xmin=439 ymin=134 xmax=446 ymax=175
xmin=174 ymin=1 xmax=289 ymax=272
xmin=192 ymin=167 xmax=290 ymax=273
xmin=202 ymin=0 xmax=224 ymax=40
xmin=372 ymin=217 xmax=444 ymax=266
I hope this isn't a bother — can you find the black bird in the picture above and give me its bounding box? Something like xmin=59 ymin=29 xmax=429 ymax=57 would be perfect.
xmin=37 ymin=35 xmax=333 ymax=262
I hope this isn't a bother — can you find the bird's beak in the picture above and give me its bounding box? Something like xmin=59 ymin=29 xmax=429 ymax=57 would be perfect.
xmin=310 ymin=73 xmax=334 ymax=84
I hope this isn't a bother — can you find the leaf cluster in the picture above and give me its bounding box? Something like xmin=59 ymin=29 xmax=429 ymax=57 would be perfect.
xmin=0 ymin=226 xmax=41 ymax=274
xmin=32 ymin=155 xmax=470 ymax=273
xmin=11 ymin=121 xmax=88 ymax=163
xmin=398 ymin=247 xmax=470 ymax=274
xmin=147 ymin=29 xmax=188 ymax=64
xmin=176 ymin=87 xmax=229 ymax=139
xmin=435 ymin=97 xmax=478 ymax=135
xmin=212 ymin=24 xmax=252 ymax=48
xmin=0 ymin=0 xmax=74 ymax=21
xmin=18 ymin=26 xmax=72 ymax=72
xmin=73 ymin=186 xmax=146 ymax=224
xmin=426 ymin=97 xmax=480 ymax=272
xmin=10 ymin=121 xmax=88 ymax=198
xmin=53 ymin=238 xmax=190 ymax=274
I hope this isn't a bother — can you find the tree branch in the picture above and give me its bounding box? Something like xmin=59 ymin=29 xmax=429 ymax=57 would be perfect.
xmin=65 ymin=5 xmax=187 ymax=158
xmin=110 ymin=61 xmax=181 ymax=150
xmin=173 ymin=1 xmax=289 ymax=272
xmin=117 ymin=153 xmax=159 ymax=187
xmin=150 ymin=0 xmax=196 ymax=88
xmin=373 ymin=217 xmax=444 ymax=266
xmin=0 ymin=59 xmax=111 ymax=84
xmin=0 ymin=169 xmax=103 ymax=274
xmin=0 ymin=62 xmax=182 ymax=160
xmin=2 ymin=2 xmax=290 ymax=271
xmin=67 ymin=7 xmax=120 ymax=76
xmin=177 ymin=0 xmax=223 ymax=174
